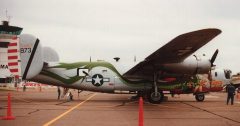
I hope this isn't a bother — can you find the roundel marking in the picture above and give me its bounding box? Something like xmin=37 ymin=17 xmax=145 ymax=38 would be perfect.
xmin=91 ymin=74 xmax=104 ymax=87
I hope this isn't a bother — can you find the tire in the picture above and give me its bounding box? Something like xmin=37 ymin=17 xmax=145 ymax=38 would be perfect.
xmin=147 ymin=90 xmax=164 ymax=104
xmin=195 ymin=94 xmax=205 ymax=102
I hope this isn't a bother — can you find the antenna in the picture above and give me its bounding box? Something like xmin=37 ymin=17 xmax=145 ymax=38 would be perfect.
xmin=90 ymin=56 xmax=92 ymax=62
xmin=113 ymin=57 xmax=120 ymax=62
xmin=5 ymin=10 xmax=8 ymax=20
xmin=134 ymin=55 xmax=136 ymax=62
xmin=5 ymin=9 xmax=11 ymax=22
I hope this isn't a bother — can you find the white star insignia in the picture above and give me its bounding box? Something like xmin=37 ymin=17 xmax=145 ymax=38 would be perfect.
xmin=93 ymin=75 xmax=102 ymax=85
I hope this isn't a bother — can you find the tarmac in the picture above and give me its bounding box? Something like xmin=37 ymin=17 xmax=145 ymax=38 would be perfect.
xmin=0 ymin=88 xmax=240 ymax=126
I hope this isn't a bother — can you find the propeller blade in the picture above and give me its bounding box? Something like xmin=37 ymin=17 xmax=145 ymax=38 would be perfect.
xmin=210 ymin=49 xmax=219 ymax=66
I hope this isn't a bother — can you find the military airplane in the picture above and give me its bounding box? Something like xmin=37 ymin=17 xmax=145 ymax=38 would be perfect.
xmin=13 ymin=28 xmax=230 ymax=104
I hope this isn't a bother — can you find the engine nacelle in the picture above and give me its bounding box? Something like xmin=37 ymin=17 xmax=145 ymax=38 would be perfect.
xmin=19 ymin=34 xmax=43 ymax=79
xmin=162 ymin=55 xmax=211 ymax=75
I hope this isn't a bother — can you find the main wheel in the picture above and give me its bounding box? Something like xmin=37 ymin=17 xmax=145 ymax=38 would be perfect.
xmin=195 ymin=94 xmax=205 ymax=102
xmin=147 ymin=90 xmax=164 ymax=104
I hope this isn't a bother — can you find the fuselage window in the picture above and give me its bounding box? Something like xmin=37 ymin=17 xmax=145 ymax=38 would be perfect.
xmin=77 ymin=68 xmax=89 ymax=76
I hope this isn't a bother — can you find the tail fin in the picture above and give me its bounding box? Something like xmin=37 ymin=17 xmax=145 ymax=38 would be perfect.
xmin=19 ymin=34 xmax=43 ymax=79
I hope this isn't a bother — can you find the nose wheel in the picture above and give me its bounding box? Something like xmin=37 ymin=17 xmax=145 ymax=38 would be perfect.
xmin=147 ymin=90 xmax=164 ymax=104
xmin=195 ymin=94 xmax=205 ymax=102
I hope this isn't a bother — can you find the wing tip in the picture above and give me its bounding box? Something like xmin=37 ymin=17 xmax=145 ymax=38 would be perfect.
xmin=198 ymin=28 xmax=222 ymax=35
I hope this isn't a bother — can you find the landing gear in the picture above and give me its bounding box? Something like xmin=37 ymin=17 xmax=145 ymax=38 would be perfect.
xmin=195 ymin=94 xmax=205 ymax=102
xmin=147 ymin=90 xmax=164 ymax=104
xmin=147 ymin=73 xmax=164 ymax=104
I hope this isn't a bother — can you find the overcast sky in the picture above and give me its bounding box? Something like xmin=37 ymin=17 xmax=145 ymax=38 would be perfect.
xmin=1 ymin=0 xmax=240 ymax=73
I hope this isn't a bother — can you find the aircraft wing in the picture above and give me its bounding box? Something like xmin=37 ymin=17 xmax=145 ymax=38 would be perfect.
xmin=123 ymin=28 xmax=221 ymax=79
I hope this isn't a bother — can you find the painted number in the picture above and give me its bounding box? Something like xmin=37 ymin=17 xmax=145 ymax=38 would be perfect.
xmin=20 ymin=48 xmax=32 ymax=53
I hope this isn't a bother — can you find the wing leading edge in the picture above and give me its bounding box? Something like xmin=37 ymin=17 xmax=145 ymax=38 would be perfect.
xmin=123 ymin=28 xmax=221 ymax=79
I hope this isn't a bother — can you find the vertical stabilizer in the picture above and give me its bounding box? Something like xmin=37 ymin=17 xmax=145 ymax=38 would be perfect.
xmin=19 ymin=34 xmax=43 ymax=79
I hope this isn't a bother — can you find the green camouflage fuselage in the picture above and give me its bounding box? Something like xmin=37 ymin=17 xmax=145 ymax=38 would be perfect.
xmin=31 ymin=61 xmax=214 ymax=94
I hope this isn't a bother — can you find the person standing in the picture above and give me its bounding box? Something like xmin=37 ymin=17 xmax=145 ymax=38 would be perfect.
xmin=66 ymin=91 xmax=73 ymax=101
xmin=237 ymin=86 xmax=240 ymax=100
xmin=226 ymin=84 xmax=236 ymax=105
xmin=69 ymin=91 xmax=73 ymax=101
xmin=57 ymin=87 xmax=61 ymax=100
xmin=23 ymin=85 xmax=26 ymax=92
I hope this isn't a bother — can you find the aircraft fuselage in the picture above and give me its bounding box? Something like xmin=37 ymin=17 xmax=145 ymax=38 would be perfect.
xmin=30 ymin=61 xmax=228 ymax=95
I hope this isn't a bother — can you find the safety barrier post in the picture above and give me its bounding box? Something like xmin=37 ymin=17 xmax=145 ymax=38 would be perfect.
xmin=139 ymin=97 xmax=144 ymax=126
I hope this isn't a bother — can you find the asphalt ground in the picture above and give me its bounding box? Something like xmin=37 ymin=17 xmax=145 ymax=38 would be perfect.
xmin=0 ymin=88 xmax=240 ymax=126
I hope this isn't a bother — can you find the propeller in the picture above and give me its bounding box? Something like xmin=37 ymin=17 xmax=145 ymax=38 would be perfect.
xmin=210 ymin=49 xmax=219 ymax=67
xmin=209 ymin=49 xmax=219 ymax=88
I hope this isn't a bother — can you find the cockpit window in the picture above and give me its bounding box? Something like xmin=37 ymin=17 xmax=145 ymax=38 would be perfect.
xmin=77 ymin=68 xmax=89 ymax=77
xmin=193 ymin=55 xmax=201 ymax=61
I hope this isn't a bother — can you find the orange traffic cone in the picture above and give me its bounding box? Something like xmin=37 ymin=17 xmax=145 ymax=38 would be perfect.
xmin=2 ymin=93 xmax=15 ymax=120
xmin=139 ymin=97 xmax=144 ymax=126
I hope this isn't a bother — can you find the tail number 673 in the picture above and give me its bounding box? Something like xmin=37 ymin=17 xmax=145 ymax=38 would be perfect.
xmin=20 ymin=48 xmax=32 ymax=53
